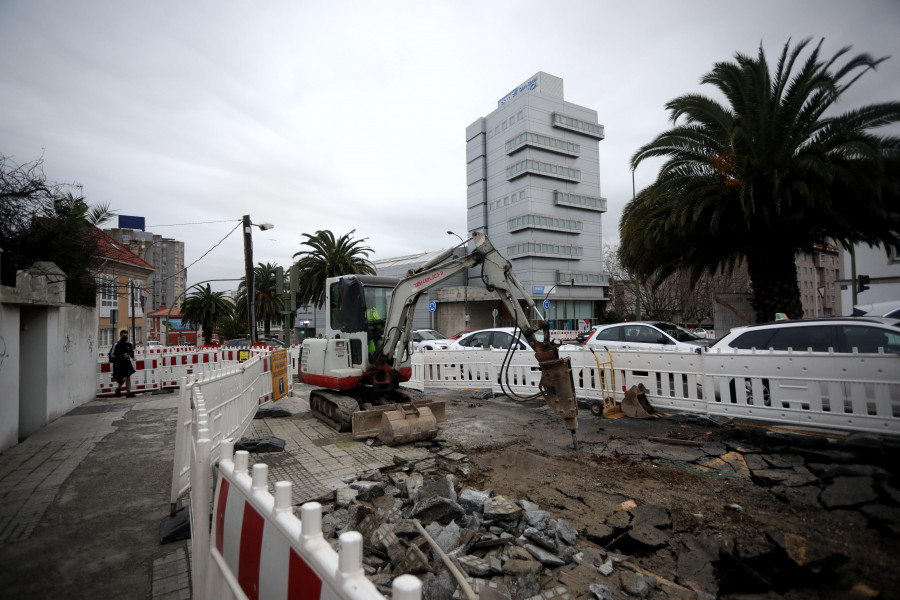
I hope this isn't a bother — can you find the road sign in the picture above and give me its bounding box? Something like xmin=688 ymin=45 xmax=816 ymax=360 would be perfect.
xmin=270 ymin=349 xmax=289 ymax=401
xmin=543 ymin=299 xmax=551 ymax=310
xmin=429 ymin=300 xmax=436 ymax=312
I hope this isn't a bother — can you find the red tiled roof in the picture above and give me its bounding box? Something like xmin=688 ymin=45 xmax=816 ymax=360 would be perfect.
xmin=147 ymin=306 xmax=180 ymax=317
xmin=92 ymin=228 xmax=154 ymax=270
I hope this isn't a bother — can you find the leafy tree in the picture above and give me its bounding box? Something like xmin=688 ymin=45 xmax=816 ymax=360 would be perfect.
xmin=179 ymin=284 xmax=233 ymax=345
xmin=0 ymin=155 xmax=116 ymax=306
xmin=234 ymin=262 xmax=284 ymax=337
xmin=215 ymin=314 xmax=248 ymax=341
xmin=621 ymin=38 xmax=900 ymax=323
xmin=293 ymin=230 xmax=375 ymax=308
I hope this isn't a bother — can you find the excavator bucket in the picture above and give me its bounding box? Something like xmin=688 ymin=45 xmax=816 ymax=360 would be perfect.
xmin=621 ymin=384 xmax=657 ymax=419
xmin=379 ymin=405 xmax=438 ymax=445
xmin=351 ymin=400 xmax=446 ymax=440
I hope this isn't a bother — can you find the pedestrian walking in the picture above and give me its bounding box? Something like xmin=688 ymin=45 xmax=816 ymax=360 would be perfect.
xmin=110 ymin=329 xmax=136 ymax=397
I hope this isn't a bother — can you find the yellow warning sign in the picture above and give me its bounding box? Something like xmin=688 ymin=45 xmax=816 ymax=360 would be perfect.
xmin=270 ymin=349 xmax=289 ymax=401
xmin=238 ymin=349 xmax=251 ymax=363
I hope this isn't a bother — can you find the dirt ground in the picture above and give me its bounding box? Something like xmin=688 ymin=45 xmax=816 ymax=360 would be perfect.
xmin=421 ymin=388 xmax=900 ymax=599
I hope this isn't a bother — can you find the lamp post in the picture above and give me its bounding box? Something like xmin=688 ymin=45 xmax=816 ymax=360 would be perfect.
xmin=242 ymin=215 xmax=274 ymax=344
xmin=447 ymin=231 xmax=468 ymax=328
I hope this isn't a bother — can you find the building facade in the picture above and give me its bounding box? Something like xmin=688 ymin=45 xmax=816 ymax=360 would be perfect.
xmin=465 ymin=72 xmax=609 ymax=332
xmin=93 ymin=229 xmax=154 ymax=346
xmin=105 ymin=227 xmax=186 ymax=312
xmin=796 ymin=243 xmax=844 ymax=318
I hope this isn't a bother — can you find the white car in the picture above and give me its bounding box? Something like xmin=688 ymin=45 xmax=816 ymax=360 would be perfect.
xmin=411 ymin=329 xmax=453 ymax=351
xmin=710 ymin=317 xmax=900 ymax=354
xmin=852 ymin=300 xmax=900 ymax=319
xmin=585 ymin=321 xmax=708 ymax=352
xmin=448 ymin=327 xmax=540 ymax=351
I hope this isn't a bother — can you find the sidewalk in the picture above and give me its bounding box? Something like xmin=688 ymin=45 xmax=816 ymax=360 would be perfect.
xmin=0 ymin=387 xmax=431 ymax=599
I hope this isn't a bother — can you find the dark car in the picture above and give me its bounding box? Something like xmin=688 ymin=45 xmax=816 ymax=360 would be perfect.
xmin=224 ymin=337 xmax=286 ymax=348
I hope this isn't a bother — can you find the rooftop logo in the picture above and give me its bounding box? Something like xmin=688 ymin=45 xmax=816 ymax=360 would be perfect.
xmin=498 ymin=76 xmax=539 ymax=107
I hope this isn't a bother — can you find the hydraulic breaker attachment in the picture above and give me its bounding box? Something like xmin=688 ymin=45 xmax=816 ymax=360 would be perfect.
xmin=536 ymin=355 xmax=579 ymax=449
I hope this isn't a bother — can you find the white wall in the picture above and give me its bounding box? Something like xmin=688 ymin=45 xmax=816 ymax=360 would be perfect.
xmin=49 ymin=306 xmax=98 ymax=421
xmin=0 ymin=304 xmax=21 ymax=452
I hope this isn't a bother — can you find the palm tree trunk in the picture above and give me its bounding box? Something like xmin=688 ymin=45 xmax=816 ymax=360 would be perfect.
xmin=746 ymin=245 xmax=804 ymax=323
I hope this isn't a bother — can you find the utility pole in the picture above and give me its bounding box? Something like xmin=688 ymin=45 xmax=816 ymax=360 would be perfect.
xmin=130 ymin=280 xmax=136 ymax=343
xmin=242 ymin=215 xmax=257 ymax=344
xmin=242 ymin=216 xmax=275 ymax=345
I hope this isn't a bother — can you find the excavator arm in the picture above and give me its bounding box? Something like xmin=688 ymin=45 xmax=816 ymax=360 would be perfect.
xmin=371 ymin=232 xmax=580 ymax=448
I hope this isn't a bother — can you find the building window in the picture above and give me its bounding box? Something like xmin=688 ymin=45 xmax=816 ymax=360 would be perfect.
xmin=551 ymin=113 xmax=605 ymax=139
xmin=100 ymin=328 xmax=116 ymax=346
xmin=557 ymin=271 xmax=609 ymax=286
xmin=508 ymin=214 xmax=583 ymax=233
xmin=554 ymin=191 xmax=607 ymax=212
xmin=490 ymin=189 xmax=527 ymax=212
xmin=505 ymin=132 xmax=580 ymax=156
xmin=99 ymin=274 xmax=117 ymax=317
xmin=506 ymin=159 xmax=580 ymax=182
xmin=507 ymin=243 xmax=583 ymax=258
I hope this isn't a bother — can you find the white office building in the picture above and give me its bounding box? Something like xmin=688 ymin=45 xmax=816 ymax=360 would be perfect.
xmin=464 ymin=72 xmax=609 ymax=330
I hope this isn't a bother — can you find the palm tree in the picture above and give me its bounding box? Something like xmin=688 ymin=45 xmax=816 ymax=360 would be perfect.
xmin=234 ymin=262 xmax=284 ymax=337
xmin=293 ymin=230 xmax=376 ymax=308
xmin=180 ymin=284 xmax=233 ymax=345
xmin=621 ymin=38 xmax=900 ymax=323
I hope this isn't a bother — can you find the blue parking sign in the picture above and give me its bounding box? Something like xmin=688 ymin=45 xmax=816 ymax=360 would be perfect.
xmin=429 ymin=301 xmax=436 ymax=312
xmin=543 ymin=299 xmax=551 ymax=310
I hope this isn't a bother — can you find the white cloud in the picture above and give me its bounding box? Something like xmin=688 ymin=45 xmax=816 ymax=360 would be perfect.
xmin=2 ymin=0 xmax=898 ymax=291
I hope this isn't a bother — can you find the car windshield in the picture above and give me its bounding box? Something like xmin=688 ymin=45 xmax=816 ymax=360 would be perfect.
xmin=653 ymin=322 xmax=702 ymax=342
xmin=417 ymin=330 xmax=446 ymax=340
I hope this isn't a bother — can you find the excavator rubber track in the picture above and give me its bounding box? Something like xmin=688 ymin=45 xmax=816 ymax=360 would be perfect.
xmin=309 ymin=387 xmax=446 ymax=438
xmin=309 ymin=389 xmax=361 ymax=432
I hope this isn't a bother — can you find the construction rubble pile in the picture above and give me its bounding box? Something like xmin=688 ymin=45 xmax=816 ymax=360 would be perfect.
xmin=309 ymin=445 xmax=666 ymax=600
xmin=304 ymin=426 xmax=900 ymax=600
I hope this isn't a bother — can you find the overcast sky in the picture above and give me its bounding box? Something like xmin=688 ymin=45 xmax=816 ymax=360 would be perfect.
xmin=2 ymin=0 xmax=899 ymax=294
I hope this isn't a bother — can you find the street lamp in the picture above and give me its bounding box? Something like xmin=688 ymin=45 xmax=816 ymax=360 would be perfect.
xmin=447 ymin=231 xmax=469 ymax=327
xmin=242 ymin=215 xmax=274 ymax=344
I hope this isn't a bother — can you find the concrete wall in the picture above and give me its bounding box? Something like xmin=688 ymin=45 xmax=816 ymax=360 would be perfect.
xmin=0 ymin=265 xmax=98 ymax=453
xmin=0 ymin=304 xmax=22 ymax=451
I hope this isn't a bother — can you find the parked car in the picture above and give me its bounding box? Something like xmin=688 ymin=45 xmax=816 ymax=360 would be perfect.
xmin=709 ymin=317 xmax=900 ymax=354
xmin=852 ymin=300 xmax=900 ymax=319
xmin=411 ymin=329 xmax=453 ymax=351
xmin=575 ymin=327 xmax=600 ymax=344
xmin=224 ymin=337 xmax=286 ymax=348
xmin=585 ymin=321 xmax=709 ymax=352
xmin=448 ymin=327 xmax=546 ymax=351
xmin=449 ymin=329 xmax=476 ymax=340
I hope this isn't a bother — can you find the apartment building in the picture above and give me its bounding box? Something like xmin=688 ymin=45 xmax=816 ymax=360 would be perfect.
xmin=105 ymin=226 xmax=185 ymax=311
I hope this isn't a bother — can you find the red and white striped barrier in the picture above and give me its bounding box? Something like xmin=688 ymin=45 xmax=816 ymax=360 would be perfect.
xmin=194 ymin=435 xmax=421 ymax=599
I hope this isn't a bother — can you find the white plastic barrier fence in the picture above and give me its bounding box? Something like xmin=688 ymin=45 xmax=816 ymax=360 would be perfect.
xmin=202 ymin=442 xmax=421 ymax=600
xmin=169 ymin=352 xmax=292 ymax=509
xmin=408 ymin=347 xmax=900 ymax=435
xmin=186 ymin=371 xmax=420 ymax=599
xmin=97 ymin=345 xmax=295 ymax=397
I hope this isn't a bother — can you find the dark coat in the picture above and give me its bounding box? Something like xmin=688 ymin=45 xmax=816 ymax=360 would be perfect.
xmin=111 ymin=339 xmax=136 ymax=381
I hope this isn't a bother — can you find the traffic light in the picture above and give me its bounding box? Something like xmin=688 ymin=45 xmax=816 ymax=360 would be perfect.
xmin=858 ymin=274 xmax=870 ymax=293
xmin=275 ymin=266 xmax=284 ymax=295
xmin=268 ymin=268 xmax=277 ymax=293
